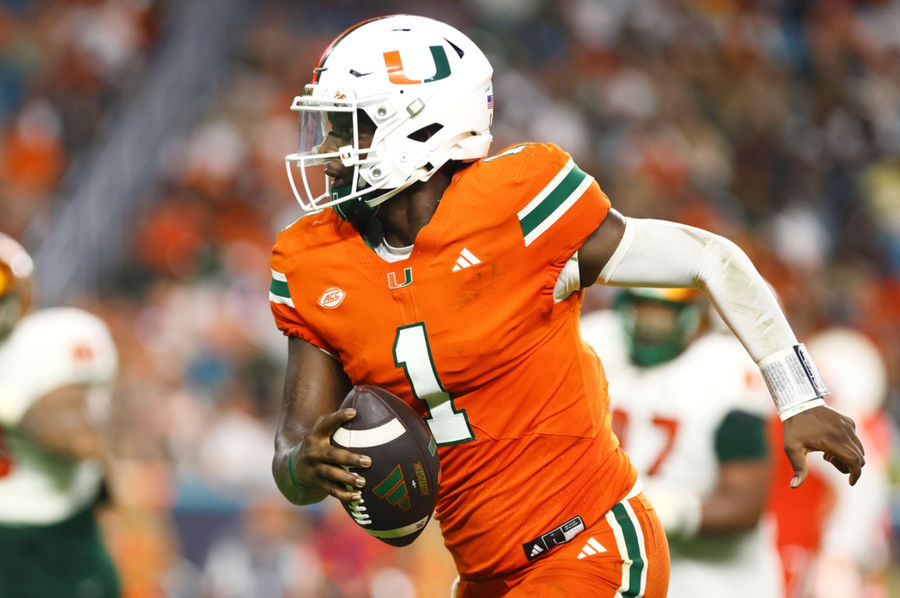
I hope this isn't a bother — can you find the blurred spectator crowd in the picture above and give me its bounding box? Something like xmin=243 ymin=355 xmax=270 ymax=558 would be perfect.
xmin=1 ymin=0 xmax=900 ymax=597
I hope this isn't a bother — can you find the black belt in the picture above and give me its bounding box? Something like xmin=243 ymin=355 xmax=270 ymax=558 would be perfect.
xmin=522 ymin=515 xmax=585 ymax=561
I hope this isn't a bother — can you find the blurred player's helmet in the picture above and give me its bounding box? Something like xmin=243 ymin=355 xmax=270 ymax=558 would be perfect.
xmin=285 ymin=14 xmax=494 ymax=222
xmin=807 ymin=327 xmax=887 ymax=418
xmin=615 ymin=288 xmax=703 ymax=367
xmin=0 ymin=233 xmax=34 ymax=340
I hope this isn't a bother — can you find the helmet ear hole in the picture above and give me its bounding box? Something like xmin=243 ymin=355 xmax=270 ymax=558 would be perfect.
xmin=407 ymin=123 xmax=444 ymax=143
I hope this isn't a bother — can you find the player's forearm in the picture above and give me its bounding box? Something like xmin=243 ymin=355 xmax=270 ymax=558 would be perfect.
xmin=698 ymin=494 xmax=766 ymax=534
xmin=597 ymin=218 xmax=828 ymax=417
xmin=645 ymin=462 xmax=771 ymax=537
xmin=699 ymin=462 xmax=772 ymax=534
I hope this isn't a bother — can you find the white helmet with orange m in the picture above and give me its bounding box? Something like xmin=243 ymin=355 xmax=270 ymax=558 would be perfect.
xmin=285 ymin=14 xmax=494 ymax=222
xmin=0 ymin=233 xmax=34 ymax=340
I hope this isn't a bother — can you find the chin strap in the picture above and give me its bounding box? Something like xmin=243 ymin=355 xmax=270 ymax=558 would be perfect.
xmin=331 ymin=168 xmax=428 ymax=223
xmin=331 ymin=185 xmax=379 ymax=223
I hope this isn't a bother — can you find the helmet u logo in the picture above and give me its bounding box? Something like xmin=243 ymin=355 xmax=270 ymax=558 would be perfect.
xmin=383 ymin=46 xmax=451 ymax=84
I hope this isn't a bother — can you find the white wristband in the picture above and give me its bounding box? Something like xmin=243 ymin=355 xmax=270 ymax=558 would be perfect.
xmin=779 ymin=398 xmax=828 ymax=422
xmin=759 ymin=344 xmax=829 ymax=417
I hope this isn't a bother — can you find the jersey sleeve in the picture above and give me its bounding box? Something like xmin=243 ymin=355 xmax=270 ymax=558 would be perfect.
xmin=0 ymin=309 xmax=118 ymax=426
xmin=512 ymin=143 xmax=611 ymax=262
xmin=269 ymin=230 xmax=333 ymax=353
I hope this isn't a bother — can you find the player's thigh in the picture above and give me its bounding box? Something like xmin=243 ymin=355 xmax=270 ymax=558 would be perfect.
xmin=461 ymin=493 xmax=669 ymax=598
xmin=509 ymin=496 xmax=668 ymax=597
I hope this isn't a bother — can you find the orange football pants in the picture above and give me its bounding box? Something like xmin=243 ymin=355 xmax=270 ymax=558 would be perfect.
xmin=454 ymin=493 xmax=669 ymax=598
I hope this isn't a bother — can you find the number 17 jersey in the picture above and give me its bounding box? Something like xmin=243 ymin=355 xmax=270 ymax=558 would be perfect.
xmin=270 ymin=143 xmax=638 ymax=579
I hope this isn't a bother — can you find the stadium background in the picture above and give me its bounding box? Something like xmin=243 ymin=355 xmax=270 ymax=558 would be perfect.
xmin=1 ymin=0 xmax=898 ymax=596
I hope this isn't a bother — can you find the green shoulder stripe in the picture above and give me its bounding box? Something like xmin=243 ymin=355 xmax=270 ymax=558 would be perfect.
xmin=269 ymin=269 xmax=294 ymax=308
xmin=518 ymin=159 xmax=592 ymax=246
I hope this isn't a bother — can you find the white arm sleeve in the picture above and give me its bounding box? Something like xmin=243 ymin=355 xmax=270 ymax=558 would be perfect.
xmin=597 ymin=217 xmax=828 ymax=416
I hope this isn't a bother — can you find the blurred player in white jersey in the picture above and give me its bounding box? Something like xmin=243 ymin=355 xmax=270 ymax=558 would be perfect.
xmin=768 ymin=327 xmax=892 ymax=598
xmin=581 ymin=288 xmax=784 ymax=598
xmin=0 ymin=233 xmax=120 ymax=597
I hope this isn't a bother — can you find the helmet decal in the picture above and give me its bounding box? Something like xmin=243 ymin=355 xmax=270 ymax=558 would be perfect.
xmin=383 ymin=46 xmax=451 ymax=84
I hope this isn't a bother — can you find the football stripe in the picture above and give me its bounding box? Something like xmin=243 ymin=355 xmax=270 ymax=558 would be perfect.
xmin=365 ymin=515 xmax=431 ymax=539
xmin=332 ymin=418 xmax=405 ymax=448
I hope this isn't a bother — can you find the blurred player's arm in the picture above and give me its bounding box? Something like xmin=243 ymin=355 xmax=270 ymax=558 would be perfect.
xmin=578 ymin=210 xmax=865 ymax=487
xmin=647 ymin=410 xmax=771 ymax=537
xmin=17 ymin=383 xmax=108 ymax=460
xmin=701 ymin=409 xmax=772 ymax=532
xmin=272 ymin=336 xmax=368 ymax=505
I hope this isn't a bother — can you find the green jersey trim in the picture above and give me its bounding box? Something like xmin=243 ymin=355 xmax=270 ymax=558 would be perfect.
xmin=518 ymin=158 xmax=593 ymax=247
xmin=608 ymin=501 xmax=648 ymax=597
xmin=269 ymin=269 xmax=294 ymax=308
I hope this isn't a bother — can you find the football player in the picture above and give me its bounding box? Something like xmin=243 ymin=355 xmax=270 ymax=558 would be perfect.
xmin=0 ymin=233 xmax=120 ymax=597
xmin=768 ymin=327 xmax=892 ymax=598
xmin=268 ymin=15 xmax=864 ymax=598
xmin=581 ymin=288 xmax=784 ymax=598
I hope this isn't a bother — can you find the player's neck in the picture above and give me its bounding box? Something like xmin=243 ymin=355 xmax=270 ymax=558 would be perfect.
xmin=375 ymin=166 xmax=456 ymax=247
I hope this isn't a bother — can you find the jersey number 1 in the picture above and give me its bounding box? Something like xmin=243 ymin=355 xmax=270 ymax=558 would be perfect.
xmin=393 ymin=323 xmax=475 ymax=446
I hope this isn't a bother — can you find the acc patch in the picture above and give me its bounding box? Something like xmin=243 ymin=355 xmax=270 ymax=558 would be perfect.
xmin=318 ymin=287 xmax=346 ymax=309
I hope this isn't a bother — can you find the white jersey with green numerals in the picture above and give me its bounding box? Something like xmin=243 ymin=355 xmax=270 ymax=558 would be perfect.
xmin=580 ymin=309 xmax=784 ymax=598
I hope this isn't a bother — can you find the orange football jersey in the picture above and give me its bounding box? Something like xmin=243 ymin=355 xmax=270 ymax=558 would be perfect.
xmin=270 ymin=143 xmax=638 ymax=579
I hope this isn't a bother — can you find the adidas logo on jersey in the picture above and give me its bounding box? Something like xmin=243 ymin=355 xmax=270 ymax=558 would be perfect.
xmin=522 ymin=515 xmax=585 ymax=561
xmin=451 ymin=248 xmax=481 ymax=272
xmin=576 ymin=537 xmax=606 ymax=559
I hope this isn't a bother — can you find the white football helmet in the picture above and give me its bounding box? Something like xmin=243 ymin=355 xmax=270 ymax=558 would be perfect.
xmin=0 ymin=233 xmax=34 ymax=339
xmin=807 ymin=327 xmax=887 ymax=417
xmin=285 ymin=14 xmax=494 ymax=221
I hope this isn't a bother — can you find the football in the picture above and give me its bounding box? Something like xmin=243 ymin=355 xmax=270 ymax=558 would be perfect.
xmin=330 ymin=384 xmax=441 ymax=546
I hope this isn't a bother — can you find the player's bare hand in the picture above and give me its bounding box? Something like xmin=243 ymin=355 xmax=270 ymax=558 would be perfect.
xmin=782 ymin=405 xmax=865 ymax=488
xmin=292 ymin=408 xmax=371 ymax=502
